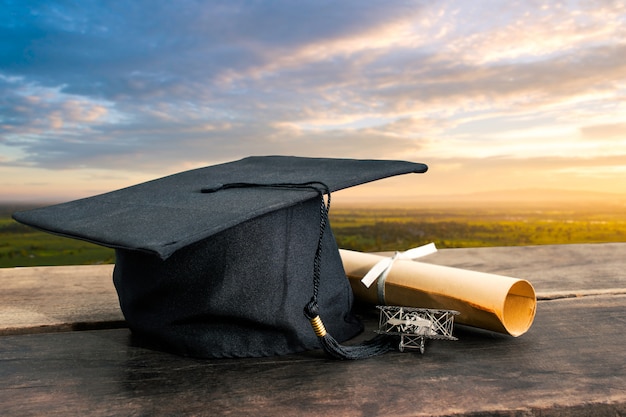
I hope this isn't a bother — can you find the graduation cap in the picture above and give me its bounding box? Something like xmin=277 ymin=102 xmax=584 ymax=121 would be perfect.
xmin=13 ymin=156 xmax=427 ymax=359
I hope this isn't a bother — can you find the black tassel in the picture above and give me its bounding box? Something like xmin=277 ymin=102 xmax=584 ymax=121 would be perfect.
xmin=304 ymin=300 xmax=396 ymax=360
xmin=302 ymin=188 xmax=398 ymax=360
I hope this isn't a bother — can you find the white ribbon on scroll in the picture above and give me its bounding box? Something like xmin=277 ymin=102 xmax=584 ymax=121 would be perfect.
xmin=359 ymin=243 xmax=438 ymax=305
xmin=360 ymin=243 xmax=437 ymax=288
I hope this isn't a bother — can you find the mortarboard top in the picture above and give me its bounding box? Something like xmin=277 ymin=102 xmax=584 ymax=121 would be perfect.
xmin=13 ymin=156 xmax=427 ymax=260
xmin=13 ymin=156 xmax=428 ymax=359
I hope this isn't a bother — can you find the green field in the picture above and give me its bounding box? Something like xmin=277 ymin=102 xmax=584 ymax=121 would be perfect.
xmin=331 ymin=204 xmax=626 ymax=251
xmin=2 ymin=201 xmax=626 ymax=268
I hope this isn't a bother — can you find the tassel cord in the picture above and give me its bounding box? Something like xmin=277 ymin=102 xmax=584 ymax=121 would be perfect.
xmin=303 ymin=186 xmax=396 ymax=360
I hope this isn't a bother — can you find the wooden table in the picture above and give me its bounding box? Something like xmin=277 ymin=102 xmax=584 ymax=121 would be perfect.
xmin=1 ymin=243 xmax=625 ymax=416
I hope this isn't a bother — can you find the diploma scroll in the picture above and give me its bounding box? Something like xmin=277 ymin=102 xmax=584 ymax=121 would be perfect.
xmin=340 ymin=249 xmax=536 ymax=337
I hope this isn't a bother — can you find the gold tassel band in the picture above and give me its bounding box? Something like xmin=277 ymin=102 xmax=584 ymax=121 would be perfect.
xmin=309 ymin=315 xmax=327 ymax=337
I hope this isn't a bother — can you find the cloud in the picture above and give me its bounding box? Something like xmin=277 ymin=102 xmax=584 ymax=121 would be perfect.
xmin=442 ymin=1 xmax=626 ymax=65
xmin=580 ymin=123 xmax=626 ymax=140
xmin=1 ymin=0 xmax=625 ymax=200
xmin=2 ymin=1 xmax=419 ymax=97
xmin=0 ymin=74 xmax=125 ymax=167
xmin=386 ymin=153 xmax=626 ymax=197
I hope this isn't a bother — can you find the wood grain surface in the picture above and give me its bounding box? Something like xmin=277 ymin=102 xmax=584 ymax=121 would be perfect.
xmin=1 ymin=243 xmax=625 ymax=416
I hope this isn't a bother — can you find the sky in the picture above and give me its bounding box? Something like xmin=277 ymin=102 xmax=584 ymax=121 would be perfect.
xmin=1 ymin=0 xmax=626 ymax=204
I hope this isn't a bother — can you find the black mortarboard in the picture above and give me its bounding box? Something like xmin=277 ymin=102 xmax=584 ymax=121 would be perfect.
xmin=13 ymin=156 xmax=427 ymax=358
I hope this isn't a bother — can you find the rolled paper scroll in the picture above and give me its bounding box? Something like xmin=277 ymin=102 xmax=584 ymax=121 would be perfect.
xmin=340 ymin=249 xmax=536 ymax=337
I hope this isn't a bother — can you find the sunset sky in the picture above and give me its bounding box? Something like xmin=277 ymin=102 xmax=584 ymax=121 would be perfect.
xmin=1 ymin=1 xmax=625 ymax=203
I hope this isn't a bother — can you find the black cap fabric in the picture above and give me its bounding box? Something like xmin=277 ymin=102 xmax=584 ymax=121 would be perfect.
xmin=13 ymin=155 xmax=427 ymax=358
